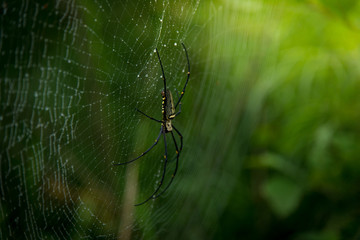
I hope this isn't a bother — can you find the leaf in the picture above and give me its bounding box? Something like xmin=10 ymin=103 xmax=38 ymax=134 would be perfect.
xmin=261 ymin=175 xmax=303 ymax=217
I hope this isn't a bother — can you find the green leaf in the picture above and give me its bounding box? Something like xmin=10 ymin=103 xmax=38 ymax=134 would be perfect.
xmin=261 ymin=175 xmax=303 ymax=217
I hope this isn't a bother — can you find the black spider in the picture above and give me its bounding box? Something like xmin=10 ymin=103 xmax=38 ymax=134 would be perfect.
xmin=114 ymin=43 xmax=190 ymax=206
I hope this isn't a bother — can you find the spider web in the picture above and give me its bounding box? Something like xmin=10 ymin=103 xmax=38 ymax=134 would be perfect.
xmin=0 ymin=0 xmax=278 ymax=239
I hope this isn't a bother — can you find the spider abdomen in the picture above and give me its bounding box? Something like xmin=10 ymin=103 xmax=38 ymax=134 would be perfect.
xmin=162 ymin=89 xmax=175 ymax=119
xmin=161 ymin=89 xmax=175 ymax=132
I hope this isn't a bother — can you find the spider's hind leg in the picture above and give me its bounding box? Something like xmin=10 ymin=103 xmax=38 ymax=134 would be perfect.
xmin=113 ymin=126 xmax=163 ymax=166
xmin=153 ymin=130 xmax=180 ymax=199
xmin=172 ymin=125 xmax=183 ymax=152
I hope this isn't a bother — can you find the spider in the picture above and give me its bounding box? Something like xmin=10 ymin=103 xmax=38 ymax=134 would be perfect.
xmin=114 ymin=43 xmax=190 ymax=206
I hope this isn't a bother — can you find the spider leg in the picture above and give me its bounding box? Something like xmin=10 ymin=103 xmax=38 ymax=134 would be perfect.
xmin=156 ymin=48 xmax=167 ymax=92
xmin=136 ymin=108 xmax=162 ymax=123
xmin=135 ymin=128 xmax=169 ymax=206
xmin=172 ymin=125 xmax=183 ymax=152
xmin=153 ymin=131 xmax=180 ymax=199
xmin=113 ymin=126 xmax=163 ymax=166
xmin=156 ymin=48 xmax=168 ymax=121
xmin=175 ymin=43 xmax=190 ymax=109
xmin=174 ymin=88 xmax=182 ymax=117
xmin=174 ymin=101 xmax=181 ymax=117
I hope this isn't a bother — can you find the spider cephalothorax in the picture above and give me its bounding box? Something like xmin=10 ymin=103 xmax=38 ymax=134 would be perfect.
xmin=114 ymin=43 xmax=190 ymax=206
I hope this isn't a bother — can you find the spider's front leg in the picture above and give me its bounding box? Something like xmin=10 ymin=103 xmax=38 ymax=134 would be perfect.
xmin=170 ymin=88 xmax=182 ymax=118
xmin=174 ymin=43 xmax=190 ymax=109
xmin=173 ymin=101 xmax=182 ymax=117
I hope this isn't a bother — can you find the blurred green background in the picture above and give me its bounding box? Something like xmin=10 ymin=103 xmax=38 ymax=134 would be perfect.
xmin=1 ymin=0 xmax=360 ymax=239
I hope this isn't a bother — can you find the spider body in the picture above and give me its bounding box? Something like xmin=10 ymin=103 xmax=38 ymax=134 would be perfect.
xmin=162 ymin=90 xmax=175 ymax=132
xmin=114 ymin=43 xmax=190 ymax=206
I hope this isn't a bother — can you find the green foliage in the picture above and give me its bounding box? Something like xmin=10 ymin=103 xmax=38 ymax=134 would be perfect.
xmin=261 ymin=175 xmax=303 ymax=217
xmin=2 ymin=0 xmax=360 ymax=239
xmin=204 ymin=0 xmax=360 ymax=239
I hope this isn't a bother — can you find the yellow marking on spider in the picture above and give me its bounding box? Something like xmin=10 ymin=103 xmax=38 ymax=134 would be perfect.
xmin=164 ymin=155 xmax=166 ymax=159
xmin=188 ymin=72 xmax=190 ymax=74
xmin=176 ymin=151 xmax=178 ymax=154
